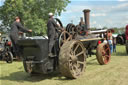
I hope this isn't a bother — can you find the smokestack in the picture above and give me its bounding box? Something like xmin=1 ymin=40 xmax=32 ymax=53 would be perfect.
xmin=83 ymin=9 xmax=90 ymax=30
xmin=79 ymin=17 xmax=84 ymax=26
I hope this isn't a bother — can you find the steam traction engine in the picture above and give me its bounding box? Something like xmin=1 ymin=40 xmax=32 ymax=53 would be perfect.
xmin=18 ymin=9 xmax=111 ymax=79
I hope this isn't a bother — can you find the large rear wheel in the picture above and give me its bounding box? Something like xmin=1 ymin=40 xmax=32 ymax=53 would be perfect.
xmin=59 ymin=40 xmax=86 ymax=78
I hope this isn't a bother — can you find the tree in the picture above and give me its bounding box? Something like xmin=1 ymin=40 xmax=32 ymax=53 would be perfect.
xmin=0 ymin=0 xmax=70 ymax=35
xmin=102 ymin=26 xmax=108 ymax=30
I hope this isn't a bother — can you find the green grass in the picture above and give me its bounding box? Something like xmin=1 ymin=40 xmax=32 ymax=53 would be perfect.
xmin=0 ymin=45 xmax=128 ymax=85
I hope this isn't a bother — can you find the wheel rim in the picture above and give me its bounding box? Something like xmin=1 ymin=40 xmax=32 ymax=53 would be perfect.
xmin=59 ymin=31 xmax=72 ymax=47
xmin=68 ymin=42 xmax=85 ymax=78
xmin=102 ymin=44 xmax=111 ymax=64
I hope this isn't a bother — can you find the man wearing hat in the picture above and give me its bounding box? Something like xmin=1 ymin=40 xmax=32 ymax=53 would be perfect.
xmin=47 ymin=13 xmax=61 ymax=57
xmin=10 ymin=16 xmax=32 ymax=59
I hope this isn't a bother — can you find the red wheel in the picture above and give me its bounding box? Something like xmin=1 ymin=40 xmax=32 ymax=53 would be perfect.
xmin=96 ymin=43 xmax=111 ymax=65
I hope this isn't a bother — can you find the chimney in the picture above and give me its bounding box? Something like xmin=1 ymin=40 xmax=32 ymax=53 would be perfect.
xmin=83 ymin=9 xmax=91 ymax=30
xmin=79 ymin=17 xmax=84 ymax=26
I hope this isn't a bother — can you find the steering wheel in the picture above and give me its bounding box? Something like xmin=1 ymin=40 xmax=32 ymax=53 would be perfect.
xmin=54 ymin=18 xmax=63 ymax=28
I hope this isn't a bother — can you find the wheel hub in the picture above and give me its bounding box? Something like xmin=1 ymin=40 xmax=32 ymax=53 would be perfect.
xmin=71 ymin=55 xmax=78 ymax=63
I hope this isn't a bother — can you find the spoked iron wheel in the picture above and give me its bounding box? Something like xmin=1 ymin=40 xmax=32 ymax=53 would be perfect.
xmin=59 ymin=40 xmax=86 ymax=78
xmin=96 ymin=43 xmax=111 ymax=65
xmin=59 ymin=31 xmax=72 ymax=47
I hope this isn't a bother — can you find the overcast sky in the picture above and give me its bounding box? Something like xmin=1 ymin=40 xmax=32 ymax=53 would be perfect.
xmin=0 ymin=0 xmax=128 ymax=28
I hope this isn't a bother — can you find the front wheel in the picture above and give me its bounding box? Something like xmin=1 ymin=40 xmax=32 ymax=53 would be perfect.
xmin=6 ymin=52 xmax=13 ymax=63
xmin=96 ymin=43 xmax=111 ymax=65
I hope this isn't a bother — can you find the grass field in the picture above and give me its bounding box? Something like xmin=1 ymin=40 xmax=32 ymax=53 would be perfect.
xmin=0 ymin=45 xmax=128 ymax=85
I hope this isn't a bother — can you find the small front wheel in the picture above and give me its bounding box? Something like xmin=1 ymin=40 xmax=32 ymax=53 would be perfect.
xmin=96 ymin=43 xmax=111 ymax=65
xmin=6 ymin=52 xmax=13 ymax=63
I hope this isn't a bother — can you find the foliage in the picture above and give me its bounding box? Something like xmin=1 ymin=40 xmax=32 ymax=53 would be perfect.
xmin=0 ymin=0 xmax=70 ymax=35
xmin=101 ymin=26 xmax=125 ymax=34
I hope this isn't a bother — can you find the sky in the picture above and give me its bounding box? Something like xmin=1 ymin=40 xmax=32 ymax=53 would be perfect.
xmin=0 ymin=0 xmax=128 ymax=28
xmin=58 ymin=0 xmax=128 ymax=28
xmin=0 ymin=0 xmax=4 ymax=6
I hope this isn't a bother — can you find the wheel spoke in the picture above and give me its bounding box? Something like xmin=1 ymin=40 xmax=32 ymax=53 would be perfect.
xmin=71 ymin=66 xmax=76 ymax=75
xmin=74 ymin=44 xmax=80 ymax=53
xmin=76 ymin=51 xmax=84 ymax=57
xmin=74 ymin=64 xmax=80 ymax=75
xmin=74 ymin=64 xmax=78 ymax=71
xmin=64 ymin=33 xmax=66 ymax=41
xmin=70 ymin=49 xmax=74 ymax=56
xmin=105 ymin=48 xmax=109 ymax=51
xmin=77 ymin=61 xmax=84 ymax=65
xmin=67 ymin=36 xmax=71 ymax=41
xmin=103 ymin=55 xmax=109 ymax=63
xmin=105 ymin=55 xmax=110 ymax=58
xmin=69 ymin=60 xmax=72 ymax=67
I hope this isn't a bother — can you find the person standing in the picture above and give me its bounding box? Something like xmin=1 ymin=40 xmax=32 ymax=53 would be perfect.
xmin=47 ymin=13 xmax=62 ymax=57
xmin=107 ymin=30 xmax=113 ymax=54
xmin=10 ymin=16 xmax=32 ymax=59
xmin=113 ymin=37 xmax=116 ymax=53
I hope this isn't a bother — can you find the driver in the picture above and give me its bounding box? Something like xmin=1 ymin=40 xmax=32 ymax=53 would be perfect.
xmin=47 ymin=13 xmax=62 ymax=57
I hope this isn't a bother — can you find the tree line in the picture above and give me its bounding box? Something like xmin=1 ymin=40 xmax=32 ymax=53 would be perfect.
xmin=0 ymin=0 xmax=125 ymax=35
xmin=0 ymin=0 xmax=70 ymax=35
xmin=91 ymin=27 xmax=125 ymax=34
